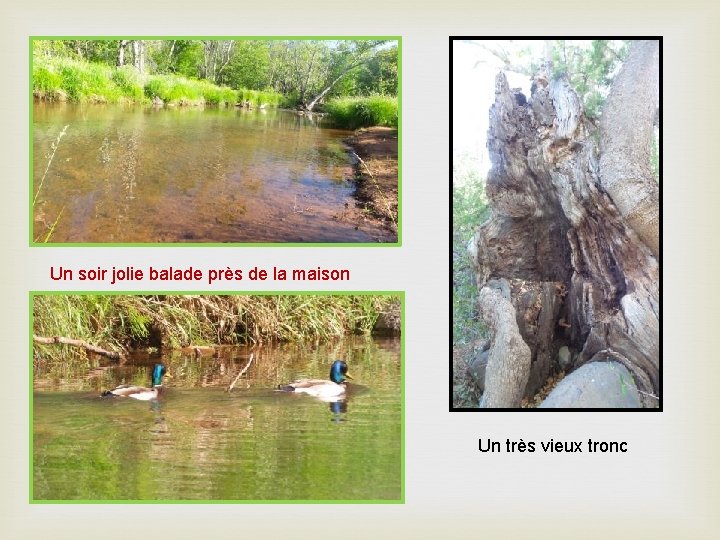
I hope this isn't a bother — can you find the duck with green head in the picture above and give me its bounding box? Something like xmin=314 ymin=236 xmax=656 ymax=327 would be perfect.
xmin=278 ymin=360 xmax=352 ymax=399
xmin=101 ymin=364 xmax=169 ymax=401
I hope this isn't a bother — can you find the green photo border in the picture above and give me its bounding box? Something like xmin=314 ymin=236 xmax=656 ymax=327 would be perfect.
xmin=30 ymin=290 xmax=405 ymax=504
xmin=29 ymin=36 xmax=402 ymax=247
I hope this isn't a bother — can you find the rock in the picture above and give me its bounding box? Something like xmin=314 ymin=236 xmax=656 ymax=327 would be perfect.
xmin=539 ymin=361 xmax=641 ymax=408
xmin=468 ymin=348 xmax=489 ymax=393
xmin=558 ymin=346 xmax=572 ymax=370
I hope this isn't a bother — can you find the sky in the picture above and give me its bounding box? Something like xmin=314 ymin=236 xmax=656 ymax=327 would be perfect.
xmin=452 ymin=40 xmax=541 ymax=178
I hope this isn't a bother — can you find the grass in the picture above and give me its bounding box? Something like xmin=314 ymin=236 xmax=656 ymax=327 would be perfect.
xmin=33 ymin=55 xmax=138 ymax=103
xmin=325 ymin=95 xmax=398 ymax=129
xmin=33 ymin=295 xmax=401 ymax=364
xmin=144 ymin=75 xmax=238 ymax=106
xmin=237 ymin=88 xmax=284 ymax=108
xmin=33 ymin=54 xmax=281 ymax=108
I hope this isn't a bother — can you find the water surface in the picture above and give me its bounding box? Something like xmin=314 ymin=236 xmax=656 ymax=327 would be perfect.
xmin=33 ymin=103 xmax=391 ymax=243
xmin=33 ymin=337 xmax=402 ymax=501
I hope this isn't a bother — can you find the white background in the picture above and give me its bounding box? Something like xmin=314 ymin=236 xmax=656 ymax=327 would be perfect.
xmin=2 ymin=1 xmax=720 ymax=538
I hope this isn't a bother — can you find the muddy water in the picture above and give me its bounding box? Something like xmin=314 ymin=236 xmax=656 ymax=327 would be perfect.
xmin=33 ymin=337 xmax=402 ymax=501
xmin=33 ymin=103 xmax=390 ymax=243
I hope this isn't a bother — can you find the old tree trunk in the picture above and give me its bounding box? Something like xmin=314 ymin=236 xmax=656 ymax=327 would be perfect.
xmin=469 ymin=40 xmax=659 ymax=408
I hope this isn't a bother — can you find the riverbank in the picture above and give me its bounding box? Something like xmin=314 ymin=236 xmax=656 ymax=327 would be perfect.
xmin=33 ymin=294 xmax=401 ymax=364
xmin=346 ymin=127 xmax=399 ymax=237
xmin=32 ymin=54 xmax=282 ymax=107
xmin=325 ymin=96 xmax=398 ymax=129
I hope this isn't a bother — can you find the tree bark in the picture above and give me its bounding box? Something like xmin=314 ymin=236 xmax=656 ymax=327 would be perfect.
xmin=117 ymin=40 xmax=128 ymax=67
xmin=599 ymin=40 xmax=660 ymax=258
xmin=132 ymin=40 xmax=145 ymax=73
xmin=471 ymin=40 xmax=660 ymax=408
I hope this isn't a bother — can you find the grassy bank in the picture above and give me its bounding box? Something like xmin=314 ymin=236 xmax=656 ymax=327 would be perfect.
xmin=325 ymin=95 xmax=398 ymax=129
xmin=33 ymin=54 xmax=283 ymax=107
xmin=33 ymin=294 xmax=401 ymax=363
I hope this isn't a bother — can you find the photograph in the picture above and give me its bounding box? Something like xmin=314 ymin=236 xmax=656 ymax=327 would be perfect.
xmin=31 ymin=292 xmax=403 ymax=502
xmin=451 ymin=39 xmax=660 ymax=410
xmin=31 ymin=37 xmax=400 ymax=245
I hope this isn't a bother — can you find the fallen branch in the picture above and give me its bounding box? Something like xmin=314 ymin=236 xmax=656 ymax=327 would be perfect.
xmin=33 ymin=334 xmax=124 ymax=361
xmin=227 ymin=353 xmax=254 ymax=392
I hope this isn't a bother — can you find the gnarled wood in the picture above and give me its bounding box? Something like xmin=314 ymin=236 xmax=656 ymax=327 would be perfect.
xmin=478 ymin=280 xmax=531 ymax=408
xmin=471 ymin=44 xmax=660 ymax=407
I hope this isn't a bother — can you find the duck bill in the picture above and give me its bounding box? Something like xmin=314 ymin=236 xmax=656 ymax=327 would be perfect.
xmin=344 ymin=373 xmax=353 ymax=380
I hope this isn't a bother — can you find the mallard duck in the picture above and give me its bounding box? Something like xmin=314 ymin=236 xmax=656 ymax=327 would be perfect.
xmin=101 ymin=364 xmax=169 ymax=401
xmin=277 ymin=360 xmax=352 ymax=398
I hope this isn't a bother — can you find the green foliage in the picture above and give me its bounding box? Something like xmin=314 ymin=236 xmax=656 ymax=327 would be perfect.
xmin=54 ymin=58 xmax=114 ymax=102
xmin=32 ymin=64 xmax=63 ymax=96
xmin=32 ymin=39 xmax=398 ymax=110
xmin=325 ymin=95 xmax=398 ymax=129
xmin=236 ymin=87 xmax=284 ymax=107
xmin=32 ymin=53 xmax=240 ymax=106
xmin=110 ymin=66 xmax=144 ymax=101
xmin=168 ymin=41 xmax=204 ymax=78
xmin=144 ymin=75 xmax=201 ymax=104
xmin=549 ymin=40 xmax=629 ymax=120
xmin=452 ymin=155 xmax=490 ymax=346
xmin=221 ymin=40 xmax=271 ymax=90
xmin=352 ymin=46 xmax=399 ymax=96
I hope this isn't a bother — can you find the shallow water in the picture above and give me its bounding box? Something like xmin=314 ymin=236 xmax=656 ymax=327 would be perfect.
xmin=33 ymin=337 xmax=402 ymax=501
xmin=32 ymin=103 xmax=390 ymax=243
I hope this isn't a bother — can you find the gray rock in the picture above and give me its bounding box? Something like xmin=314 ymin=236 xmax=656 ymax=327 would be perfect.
xmin=539 ymin=361 xmax=642 ymax=408
xmin=558 ymin=346 xmax=572 ymax=370
xmin=468 ymin=349 xmax=489 ymax=393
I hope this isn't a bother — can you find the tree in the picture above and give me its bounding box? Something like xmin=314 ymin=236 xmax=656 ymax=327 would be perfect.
xmin=352 ymin=45 xmax=399 ymax=96
xmin=220 ymin=40 xmax=271 ymax=90
xmin=467 ymin=40 xmax=660 ymax=408
xmin=200 ymin=40 xmax=235 ymax=83
xmin=304 ymin=40 xmax=389 ymax=111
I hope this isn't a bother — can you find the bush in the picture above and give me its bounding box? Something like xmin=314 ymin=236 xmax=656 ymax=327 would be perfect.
xmin=33 ymin=64 xmax=63 ymax=95
xmin=325 ymin=95 xmax=398 ymax=129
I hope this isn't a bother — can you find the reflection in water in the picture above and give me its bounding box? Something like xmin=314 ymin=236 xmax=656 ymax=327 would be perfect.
xmin=33 ymin=337 xmax=401 ymax=501
xmin=329 ymin=400 xmax=348 ymax=423
xmin=33 ymin=103 xmax=393 ymax=243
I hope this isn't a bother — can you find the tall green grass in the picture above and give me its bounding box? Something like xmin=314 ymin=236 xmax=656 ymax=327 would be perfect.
xmin=33 ymin=295 xmax=400 ymax=363
xmin=32 ymin=54 xmax=276 ymax=108
xmin=237 ymin=88 xmax=284 ymax=108
xmin=144 ymin=75 xmax=238 ymax=106
xmin=33 ymin=55 xmax=142 ymax=103
xmin=325 ymin=95 xmax=398 ymax=129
